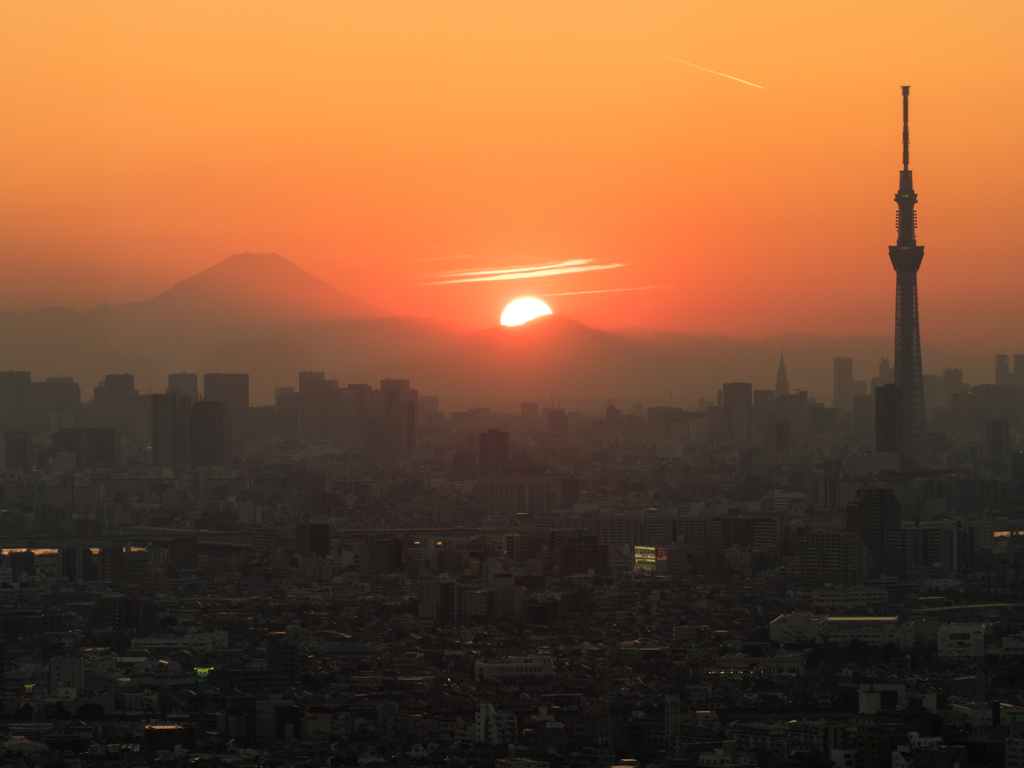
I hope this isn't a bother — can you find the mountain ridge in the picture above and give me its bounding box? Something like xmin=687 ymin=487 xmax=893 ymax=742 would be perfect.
xmin=0 ymin=253 xmax=997 ymax=406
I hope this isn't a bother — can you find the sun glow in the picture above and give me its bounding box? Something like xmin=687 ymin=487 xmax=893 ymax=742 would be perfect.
xmin=501 ymin=297 xmax=552 ymax=326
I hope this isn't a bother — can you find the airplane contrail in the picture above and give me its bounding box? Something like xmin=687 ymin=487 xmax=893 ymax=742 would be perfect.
xmin=662 ymin=54 xmax=764 ymax=90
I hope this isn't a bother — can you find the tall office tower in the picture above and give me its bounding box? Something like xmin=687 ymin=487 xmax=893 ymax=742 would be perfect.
xmin=721 ymin=382 xmax=753 ymax=447
xmin=167 ymin=373 xmax=201 ymax=402
xmin=847 ymin=487 xmax=902 ymax=553
xmin=93 ymin=373 xmax=146 ymax=444
xmin=4 ymin=430 xmax=33 ymax=472
xmin=875 ymin=383 xmax=904 ymax=453
xmin=378 ymin=376 xmax=417 ymax=460
xmin=479 ymin=429 xmax=509 ymax=477
xmin=775 ymin=352 xmax=789 ymax=397
xmin=996 ymin=355 xmax=1012 ymax=386
xmin=30 ymin=377 xmax=81 ymax=434
xmin=298 ymin=371 xmax=336 ymax=439
xmin=888 ymin=86 xmax=927 ymax=459
xmin=1014 ymin=354 xmax=1024 ymax=387
xmin=0 ymin=371 xmax=32 ymax=432
xmin=190 ymin=400 xmax=232 ymax=467
xmin=202 ymin=373 xmax=249 ymax=439
xmin=833 ymin=357 xmax=854 ymax=412
xmin=547 ymin=408 xmax=568 ymax=435
xmin=151 ymin=392 xmax=191 ymax=470
xmin=275 ymin=387 xmax=299 ymax=436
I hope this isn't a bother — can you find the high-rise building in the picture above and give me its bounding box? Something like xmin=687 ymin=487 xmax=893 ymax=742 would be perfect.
xmin=775 ymin=352 xmax=789 ymax=397
xmin=875 ymin=383 xmax=904 ymax=453
xmin=275 ymin=387 xmax=299 ymax=436
xmin=203 ymin=373 xmax=249 ymax=440
xmin=298 ymin=371 xmax=336 ymax=439
xmin=1015 ymin=354 xmax=1024 ymax=387
xmin=370 ymin=379 xmax=418 ymax=460
xmin=151 ymin=392 xmax=191 ymax=470
xmin=722 ymin=382 xmax=753 ymax=447
xmin=847 ymin=488 xmax=902 ymax=554
xmin=521 ymin=402 xmax=539 ymax=420
xmin=478 ymin=429 xmax=509 ymax=477
xmin=547 ymin=408 xmax=568 ymax=435
xmin=93 ymin=374 xmax=143 ymax=444
xmin=167 ymin=373 xmax=201 ymax=402
xmin=887 ymin=86 xmax=927 ymax=460
xmin=190 ymin=400 xmax=232 ymax=467
xmin=996 ymin=354 xmax=1012 ymax=386
xmin=4 ymin=430 xmax=33 ymax=472
xmin=833 ymin=357 xmax=854 ymax=413
xmin=0 ymin=371 xmax=32 ymax=431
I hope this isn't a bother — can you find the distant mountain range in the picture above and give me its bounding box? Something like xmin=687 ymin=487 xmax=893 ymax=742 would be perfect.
xmin=0 ymin=253 xmax=995 ymax=408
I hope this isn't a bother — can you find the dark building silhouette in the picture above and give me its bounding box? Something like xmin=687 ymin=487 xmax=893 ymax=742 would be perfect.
xmin=4 ymin=430 xmax=33 ymax=472
xmin=203 ymin=373 xmax=249 ymax=440
xmin=274 ymin=386 xmax=299 ymax=436
xmin=295 ymin=522 xmax=330 ymax=558
xmin=547 ymin=408 xmax=568 ymax=435
xmin=833 ymin=357 xmax=854 ymax=413
xmin=722 ymin=382 xmax=753 ymax=447
xmin=167 ymin=372 xmax=200 ymax=402
xmin=168 ymin=536 xmax=199 ymax=577
xmin=987 ymin=420 xmax=1011 ymax=461
xmin=151 ymin=392 xmax=191 ymax=470
xmin=478 ymin=429 xmax=509 ymax=477
xmin=51 ymin=426 xmax=118 ymax=469
xmin=521 ymin=402 xmax=539 ymax=420
xmin=369 ymin=537 xmax=403 ymax=574
xmin=875 ymin=383 xmax=904 ymax=453
xmin=61 ymin=547 xmax=96 ymax=583
xmin=298 ymin=371 xmax=336 ymax=439
xmin=30 ymin=377 xmax=80 ymax=434
xmin=996 ymin=354 xmax=1012 ymax=386
xmin=775 ymin=351 xmax=789 ymax=398
xmin=888 ymin=86 xmax=927 ymax=460
xmin=190 ymin=400 xmax=232 ymax=467
xmin=374 ymin=378 xmax=417 ymax=460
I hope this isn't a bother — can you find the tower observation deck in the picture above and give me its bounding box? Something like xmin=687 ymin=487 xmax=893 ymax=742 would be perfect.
xmin=888 ymin=86 xmax=926 ymax=460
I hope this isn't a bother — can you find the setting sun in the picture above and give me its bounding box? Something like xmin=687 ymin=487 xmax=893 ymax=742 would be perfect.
xmin=500 ymin=298 xmax=552 ymax=327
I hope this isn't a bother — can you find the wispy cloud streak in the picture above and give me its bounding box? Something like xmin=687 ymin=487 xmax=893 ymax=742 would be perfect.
xmin=405 ymin=253 xmax=475 ymax=264
xmin=662 ymin=55 xmax=764 ymax=89
xmin=544 ymin=284 xmax=673 ymax=296
xmin=426 ymin=259 xmax=624 ymax=285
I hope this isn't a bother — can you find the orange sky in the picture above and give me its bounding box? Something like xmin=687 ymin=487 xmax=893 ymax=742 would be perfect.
xmin=1 ymin=1 xmax=1022 ymax=351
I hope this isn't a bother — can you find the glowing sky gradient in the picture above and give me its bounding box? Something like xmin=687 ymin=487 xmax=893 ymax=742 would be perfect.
xmin=0 ymin=1 xmax=1022 ymax=350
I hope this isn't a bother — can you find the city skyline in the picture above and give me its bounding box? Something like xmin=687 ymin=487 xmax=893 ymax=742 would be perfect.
xmin=1 ymin=2 xmax=1023 ymax=352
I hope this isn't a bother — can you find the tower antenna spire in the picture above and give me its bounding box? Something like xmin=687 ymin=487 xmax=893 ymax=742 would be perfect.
xmin=902 ymin=85 xmax=910 ymax=171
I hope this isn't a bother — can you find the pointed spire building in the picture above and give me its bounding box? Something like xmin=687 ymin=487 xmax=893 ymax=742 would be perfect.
xmin=775 ymin=351 xmax=789 ymax=398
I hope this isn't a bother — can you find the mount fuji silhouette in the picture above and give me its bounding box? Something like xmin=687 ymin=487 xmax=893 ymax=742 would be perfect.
xmin=0 ymin=253 xmax=990 ymax=406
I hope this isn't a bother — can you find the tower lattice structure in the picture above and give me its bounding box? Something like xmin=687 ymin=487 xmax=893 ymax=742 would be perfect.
xmin=888 ymin=86 xmax=926 ymax=459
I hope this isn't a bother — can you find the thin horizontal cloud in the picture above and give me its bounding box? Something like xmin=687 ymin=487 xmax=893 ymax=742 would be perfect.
xmin=426 ymin=259 xmax=624 ymax=285
xmin=405 ymin=253 xmax=474 ymax=264
xmin=544 ymin=284 xmax=674 ymax=296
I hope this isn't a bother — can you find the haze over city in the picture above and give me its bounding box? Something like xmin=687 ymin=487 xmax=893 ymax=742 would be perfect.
xmin=3 ymin=5 xmax=1024 ymax=767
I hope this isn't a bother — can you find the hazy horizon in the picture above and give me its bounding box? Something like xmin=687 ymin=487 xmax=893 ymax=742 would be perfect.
xmin=1 ymin=2 xmax=1023 ymax=354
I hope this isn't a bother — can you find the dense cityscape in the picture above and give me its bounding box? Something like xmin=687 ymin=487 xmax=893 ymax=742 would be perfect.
xmin=0 ymin=329 xmax=1022 ymax=768
xmin=1 ymin=3 xmax=1021 ymax=764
